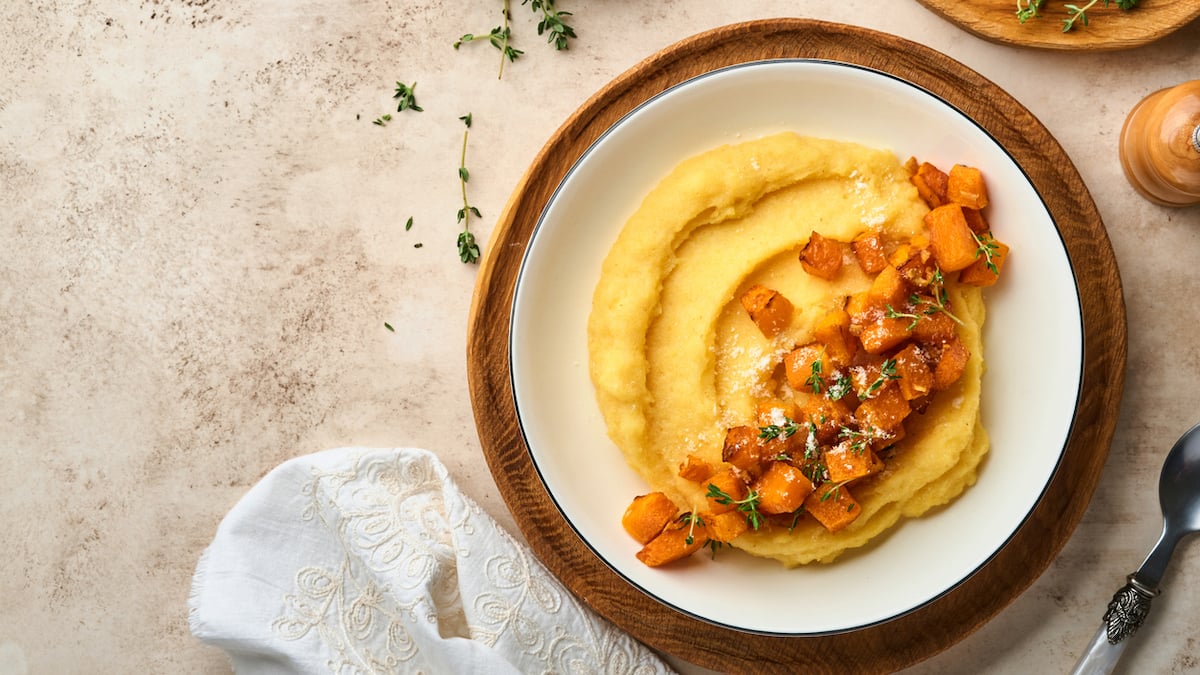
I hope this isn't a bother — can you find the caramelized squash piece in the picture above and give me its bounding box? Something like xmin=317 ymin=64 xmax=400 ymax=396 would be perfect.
xmin=947 ymin=164 xmax=989 ymax=210
xmin=703 ymin=510 xmax=750 ymax=543
xmin=783 ymin=343 xmax=825 ymax=393
xmin=678 ymin=453 xmax=716 ymax=483
xmin=959 ymin=236 xmax=1009 ymax=287
xmin=799 ymin=231 xmax=845 ymax=280
xmin=962 ymin=207 xmax=989 ymax=234
xmin=933 ymin=337 xmax=970 ymax=391
xmin=636 ymin=517 xmax=707 ymax=567
xmin=893 ymin=342 xmax=934 ymax=401
xmin=622 ymin=492 xmax=679 ymax=545
xmin=740 ymin=284 xmax=793 ymax=337
xmin=855 ymin=382 xmax=911 ymax=434
xmin=911 ymin=162 xmax=949 ymax=208
xmin=752 ymin=461 xmax=814 ymax=515
xmin=852 ymin=232 xmax=890 ymax=274
xmin=867 ymin=264 xmax=908 ymax=310
xmin=812 ymin=307 xmax=857 ymax=368
xmin=858 ymin=316 xmax=914 ymax=355
xmin=926 ymin=204 xmax=980 ymax=273
xmin=722 ymin=425 xmax=765 ymax=478
xmin=823 ymin=442 xmax=884 ymax=484
xmin=804 ymin=483 xmax=862 ymax=533
xmin=706 ymin=468 xmax=749 ymax=515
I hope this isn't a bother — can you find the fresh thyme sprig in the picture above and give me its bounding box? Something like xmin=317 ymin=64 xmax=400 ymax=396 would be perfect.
xmin=1016 ymin=0 xmax=1045 ymax=22
xmin=706 ymin=484 xmax=764 ymax=530
xmin=885 ymin=304 xmax=922 ymax=331
xmin=523 ymin=0 xmax=577 ymax=50
xmin=805 ymin=357 xmax=823 ymax=394
xmin=456 ymin=114 xmax=482 ymax=264
xmin=972 ymin=231 xmax=1000 ymax=274
xmin=759 ymin=416 xmax=802 ymax=442
xmin=827 ymin=373 xmax=852 ymax=402
xmin=393 ymin=81 xmax=423 ymax=113
xmin=839 ymin=425 xmax=887 ymax=456
xmin=863 ymin=359 xmax=900 ymax=399
xmin=678 ymin=512 xmax=704 ymax=546
xmin=454 ymin=1 xmax=524 ymax=79
xmin=912 ymin=270 xmax=965 ymax=327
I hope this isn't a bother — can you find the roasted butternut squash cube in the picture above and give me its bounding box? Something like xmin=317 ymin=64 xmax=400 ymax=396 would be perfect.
xmin=636 ymin=517 xmax=707 ymax=567
xmin=799 ymin=231 xmax=845 ymax=281
xmin=740 ymin=284 xmax=793 ymax=338
xmin=678 ymin=453 xmax=716 ymax=483
xmin=859 ymin=316 xmax=914 ymax=354
xmin=855 ymin=381 xmax=911 ymax=433
xmin=911 ymin=162 xmax=949 ymax=208
xmin=813 ymin=307 xmax=857 ymax=368
xmin=912 ymin=308 xmax=958 ymax=346
xmin=959 ymin=236 xmax=1009 ymax=287
xmin=852 ymin=232 xmax=889 ymax=274
xmin=804 ymin=483 xmax=862 ymax=533
xmin=706 ymin=468 xmax=749 ymax=515
xmin=755 ymin=399 xmax=802 ymax=457
xmin=823 ymin=442 xmax=884 ymax=484
xmin=933 ymin=337 xmax=970 ymax=391
xmin=867 ymin=264 xmax=908 ymax=310
xmin=722 ymin=425 xmax=765 ymax=478
xmin=703 ymin=510 xmax=749 ymax=543
xmin=794 ymin=391 xmax=854 ymax=447
xmin=622 ymin=492 xmax=679 ymax=544
xmin=926 ymin=204 xmax=979 ymax=273
xmin=947 ymin=164 xmax=989 ymax=210
xmin=751 ymin=461 xmax=814 ymax=515
xmin=962 ymin=207 xmax=989 ymax=234
xmin=783 ymin=343 xmax=825 ymax=393
xmin=893 ymin=342 xmax=934 ymax=401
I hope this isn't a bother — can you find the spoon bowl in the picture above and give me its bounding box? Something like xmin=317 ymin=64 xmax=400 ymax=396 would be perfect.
xmin=1072 ymin=422 xmax=1200 ymax=674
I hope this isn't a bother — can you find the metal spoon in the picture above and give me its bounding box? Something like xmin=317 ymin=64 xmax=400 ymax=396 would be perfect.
xmin=1071 ymin=423 xmax=1200 ymax=674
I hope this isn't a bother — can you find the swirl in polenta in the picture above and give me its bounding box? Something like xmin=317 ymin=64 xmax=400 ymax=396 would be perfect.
xmin=588 ymin=132 xmax=1008 ymax=567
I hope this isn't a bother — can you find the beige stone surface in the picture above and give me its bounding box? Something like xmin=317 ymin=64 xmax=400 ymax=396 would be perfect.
xmin=2 ymin=1 xmax=1199 ymax=673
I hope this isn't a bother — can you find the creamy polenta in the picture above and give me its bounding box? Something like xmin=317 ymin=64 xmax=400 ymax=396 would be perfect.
xmin=589 ymin=132 xmax=990 ymax=566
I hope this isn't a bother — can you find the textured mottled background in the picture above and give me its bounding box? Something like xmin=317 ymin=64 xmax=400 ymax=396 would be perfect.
xmin=2 ymin=1 xmax=1200 ymax=673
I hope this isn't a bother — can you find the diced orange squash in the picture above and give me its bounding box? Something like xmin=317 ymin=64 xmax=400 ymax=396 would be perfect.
xmin=722 ymin=425 xmax=765 ymax=478
xmin=959 ymin=237 xmax=1009 ymax=287
xmin=622 ymin=492 xmax=679 ymax=544
xmin=911 ymin=162 xmax=949 ymax=208
xmin=962 ymin=207 xmax=989 ymax=234
xmin=912 ymin=308 xmax=958 ymax=346
xmin=926 ymin=204 xmax=979 ymax=273
xmin=813 ymin=308 xmax=857 ymax=368
xmin=636 ymin=518 xmax=707 ymax=567
xmin=799 ymin=231 xmax=845 ymax=280
xmin=751 ymin=461 xmax=814 ymax=515
xmin=848 ymin=352 xmax=886 ymax=398
xmin=893 ymin=342 xmax=934 ymax=401
xmin=845 ymin=290 xmax=871 ymax=320
xmin=858 ymin=316 xmax=914 ymax=354
xmin=897 ymin=246 xmax=937 ymax=289
xmin=933 ymin=337 xmax=970 ymax=391
xmin=755 ymin=399 xmax=802 ymax=457
xmin=947 ymin=164 xmax=989 ymax=210
xmin=706 ymin=468 xmax=749 ymax=515
xmin=783 ymin=343 xmax=825 ymax=392
xmin=794 ymin=391 xmax=854 ymax=446
xmin=703 ymin=510 xmax=749 ymax=543
xmin=804 ymin=483 xmax=862 ymax=533
xmin=855 ymin=381 xmax=911 ymax=433
xmin=867 ymin=264 xmax=908 ymax=310
xmin=823 ymin=442 xmax=884 ymax=484
xmin=852 ymin=232 xmax=889 ymax=274
xmin=678 ymin=454 xmax=716 ymax=483
xmin=740 ymin=284 xmax=793 ymax=337
xmin=903 ymin=156 xmax=919 ymax=174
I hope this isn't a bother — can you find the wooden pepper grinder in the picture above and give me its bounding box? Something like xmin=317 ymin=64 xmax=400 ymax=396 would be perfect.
xmin=1119 ymin=80 xmax=1200 ymax=207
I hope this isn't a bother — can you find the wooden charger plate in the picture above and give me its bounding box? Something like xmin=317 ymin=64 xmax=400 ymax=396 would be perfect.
xmin=467 ymin=19 xmax=1126 ymax=674
xmin=914 ymin=0 xmax=1200 ymax=50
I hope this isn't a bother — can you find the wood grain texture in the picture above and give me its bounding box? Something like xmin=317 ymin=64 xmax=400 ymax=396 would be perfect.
xmin=466 ymin=19 xmax=1127 ymax=674
xmin=914 ymin=0 xmax=1200 ymax=51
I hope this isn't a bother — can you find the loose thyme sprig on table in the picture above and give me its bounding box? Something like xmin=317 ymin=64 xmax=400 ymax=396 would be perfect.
xmin=523 ymin=0 xmax=577 ymax=50
xmin=456 ymin=114 xmax=482 ymax=264
xmin=1016 ymin=0 xmax=1140 ymax=32
xmin=454 ymin=0 xmax=523 ymax=79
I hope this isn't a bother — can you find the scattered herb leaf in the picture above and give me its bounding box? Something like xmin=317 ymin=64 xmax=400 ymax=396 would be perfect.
xmin=393 ymin=81 xmax=423 ymax=113
xmin=523 ymin=0 xmax=577 ymax=50
xmin=706 ymin=483 xmax=764 ymax=530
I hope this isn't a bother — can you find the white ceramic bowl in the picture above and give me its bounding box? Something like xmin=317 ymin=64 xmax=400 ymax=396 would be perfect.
xmin=509 ymin=60 xmax=1082 ymax=635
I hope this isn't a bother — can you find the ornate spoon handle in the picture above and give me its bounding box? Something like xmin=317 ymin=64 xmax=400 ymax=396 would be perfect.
xmin=1070 ymin=575 xmax=1159 ymax=675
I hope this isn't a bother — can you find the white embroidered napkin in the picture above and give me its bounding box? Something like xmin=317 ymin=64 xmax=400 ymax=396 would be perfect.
xmin=188 ymin=447 xmax=674 ymax=674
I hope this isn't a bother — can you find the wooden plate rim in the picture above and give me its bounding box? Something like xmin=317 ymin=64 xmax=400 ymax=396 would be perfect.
xmin=913 ymin=0 xmax=1200 ymax=51
xmin=467 ymin=18 xmax=1127 ymax=674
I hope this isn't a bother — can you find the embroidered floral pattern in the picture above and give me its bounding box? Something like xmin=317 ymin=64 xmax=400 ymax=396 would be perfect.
xmin=263 ymin=449 xmax=671 ymax=674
